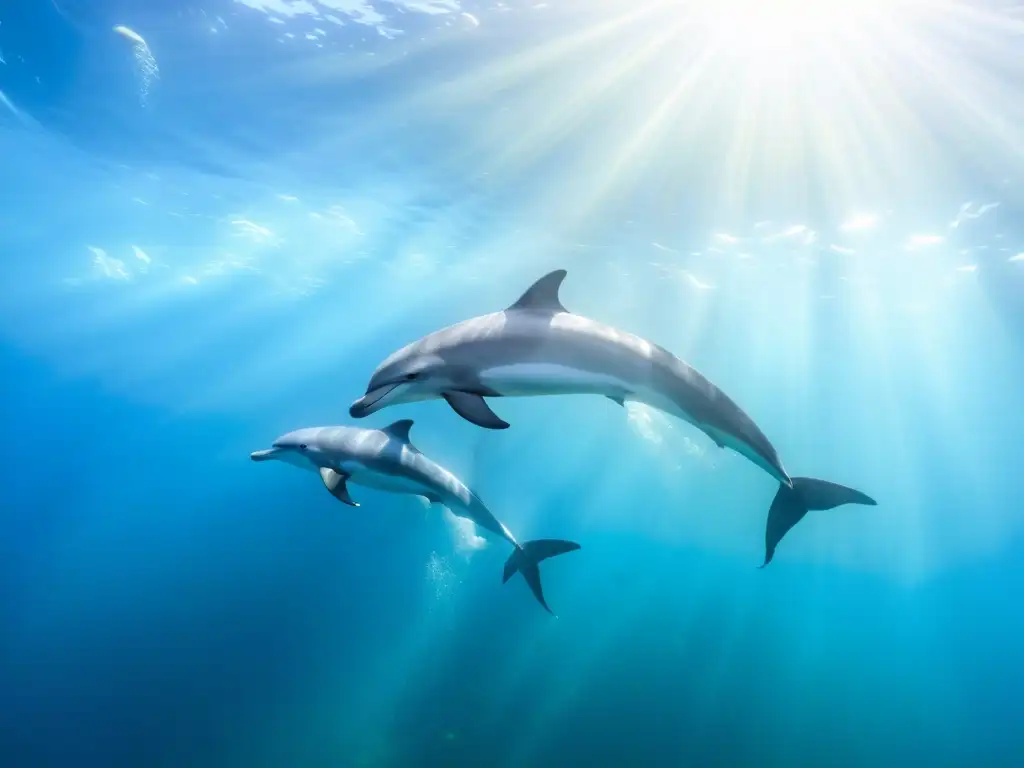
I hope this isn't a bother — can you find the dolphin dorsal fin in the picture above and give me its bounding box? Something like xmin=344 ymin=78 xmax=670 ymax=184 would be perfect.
xmin=507 ymin=269 xmax=568 ymax=313
xmin=382 ymin=419 xmax=414 ymax=444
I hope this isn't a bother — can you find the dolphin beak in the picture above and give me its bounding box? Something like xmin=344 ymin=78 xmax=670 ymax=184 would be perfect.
xmin=350 ymin=383 xmax=401 ymax=418
xmin=250 ymin=447 xmax=281 ymax=462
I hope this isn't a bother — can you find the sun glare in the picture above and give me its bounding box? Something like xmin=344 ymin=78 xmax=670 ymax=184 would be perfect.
xmin=691 ymin=0 xmax=910 ymax=68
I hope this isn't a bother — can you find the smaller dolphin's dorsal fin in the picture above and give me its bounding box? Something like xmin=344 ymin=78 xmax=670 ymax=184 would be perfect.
xmin=507 ymin=269 xmax=568 ymax=313
xmin=382 ymin=418 xmax=414 ymax=444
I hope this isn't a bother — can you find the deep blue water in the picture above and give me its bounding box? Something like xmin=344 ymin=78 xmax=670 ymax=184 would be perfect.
xmin=4 ymin=1 xmax=1024 ymax=766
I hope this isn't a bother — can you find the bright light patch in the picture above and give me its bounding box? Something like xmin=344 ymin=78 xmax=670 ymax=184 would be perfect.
xmin=763 ymin=224 xmax=815 ymax=245
xmin=442 ymin=507 xmax=487 ymax=555
xmin=89 ymin=247 xmax=130 ymax=281
xmin=692 ymin=0 xmax=905 ymax=69
xmin=951 ymin=201 xmax=1000 ymax=228
xmin=906 ymin=234 xmax=944 ymax=249
xmin=683 ymin=271 xmax=714 ymax=291
xmin=625 ymin=402 xmax=666 ymax=446
xmin=230 ymin=218 xmax=273 ymax=240
xmin=234 ymin=0 xmax=462 ymax=33
xmin=402 ymin=0 xmax=459 ymax=14
xmin=113 ymin=24 xmax=146 ymax=45
xmin=233 ymin=0 xmax=317 ymax=17
xmin=840 ymin=214 xmax=879 ymax=233
xmin=113 ymin=25 xmax=159 ymax=106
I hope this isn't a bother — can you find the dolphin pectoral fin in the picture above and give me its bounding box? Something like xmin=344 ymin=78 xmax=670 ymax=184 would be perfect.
xmin=761 ymin=483 xmax=807 ymax=568
xmin=702 ymin=426 xmax=727 ymax=449
xmin=503 ymin=539 xmax=581 ymax=616
xmin=320 ymin=468 xmax=359 ymax=507
xmin=442 ymin=391 xmax=510 ymax=430
xmin=607 ymin=395 xmax=626 ymax=407
xmin=507 ymin=269 xmax=568 ymax=313
xmin=793 ymin=477 xmax=877 ymax=511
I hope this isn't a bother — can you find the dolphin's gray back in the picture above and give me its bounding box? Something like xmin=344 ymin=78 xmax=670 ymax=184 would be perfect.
xmin=415 ymin=310 xmax=719 ymax=402
xmin=315 ymin=426 xmax=516 ymax=545
xmin=415 ymin=309 xmax=780 ymax=464
xmin=315 ymin=426 xmax=469 ymax=504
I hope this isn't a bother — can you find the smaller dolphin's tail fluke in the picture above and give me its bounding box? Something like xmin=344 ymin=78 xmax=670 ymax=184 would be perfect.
xmin=760 ymin=477 xmax=877 ymax=568
xmin=503 ymin=539 xmax=581 ymax=615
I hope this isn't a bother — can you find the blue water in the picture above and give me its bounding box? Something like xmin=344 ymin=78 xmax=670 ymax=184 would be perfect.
xmin=4 ymin=1 xmax=1024 ymax=766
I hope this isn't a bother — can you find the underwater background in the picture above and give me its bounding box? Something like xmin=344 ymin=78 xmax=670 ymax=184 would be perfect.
xmin=3 ymin=1 xmax=1024 ymax=766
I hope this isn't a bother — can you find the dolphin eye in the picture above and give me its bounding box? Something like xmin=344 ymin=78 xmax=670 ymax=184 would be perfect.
xmin=404 ymin=373 xmax=419 ymax=381
xmin=299 ymin=443 xmax=308 ymax=450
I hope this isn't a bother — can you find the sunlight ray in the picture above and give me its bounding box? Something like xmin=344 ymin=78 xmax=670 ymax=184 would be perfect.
xmin=434 ymin=29 xmax=681 ymax=193
xmin=417 ymin=7 xmax=654 ymax=111
xmin=571 ymin=43 xmax=721 ymax=227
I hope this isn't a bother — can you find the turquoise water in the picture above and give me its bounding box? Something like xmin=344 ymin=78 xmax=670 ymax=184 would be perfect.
xmin=3 ymin=2 xmax=1024 ymax=766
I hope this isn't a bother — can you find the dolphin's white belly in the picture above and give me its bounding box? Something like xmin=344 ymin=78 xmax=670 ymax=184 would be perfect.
xmin=474 ymin=342 xmax=737 ymax=456
xmin=481 ymin=362 xmax=628 ymax=397
xmin=339 ymin=461 xmax=435 ymax=497
xmin=625 ymin=386 xmax=697 ymax=425
xmin=484 ymin=362 xmax=725 ymax=449
xmin=481 ymin=362 xmax=698 ymax=424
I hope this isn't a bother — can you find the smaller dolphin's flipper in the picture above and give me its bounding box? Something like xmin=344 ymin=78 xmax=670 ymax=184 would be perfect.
xmin=320 ymin=467 xmax=359 ymax=507
xmin=507 ymin=269 xmax=568 ymax=313
xmin=760 ymin=477 xmax=877 ymax=568
xmin=607 ymin=395 xmax=626 ymax=407
xmin=502 ymin=539 xmax=581 ymax=615
xmin=443 ymin=391 xmax=510 ymax=430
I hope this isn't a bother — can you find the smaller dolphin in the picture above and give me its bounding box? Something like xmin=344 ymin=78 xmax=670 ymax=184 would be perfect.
xmin=251 ymin=419 xmax=580 ymax=614
xmin=760 ymin=478 xmax=877 ymax=567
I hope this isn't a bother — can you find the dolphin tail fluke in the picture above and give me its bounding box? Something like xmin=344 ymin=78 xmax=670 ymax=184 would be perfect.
xmin=792 ymin=477 xmax=877 ymax=511
xmin=760 ymin=477 xmax=877 ymax=568
xmin=502 ymin=539 xmax=581 ymax=615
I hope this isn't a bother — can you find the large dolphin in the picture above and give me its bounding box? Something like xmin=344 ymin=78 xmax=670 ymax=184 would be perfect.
xmin=251 ymin=419 xmax=580 ymax=614
xmin=759 ymin=478 xmax=877 ymax=567
xmin=350 ymin=269 xmax=792 ymax=486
